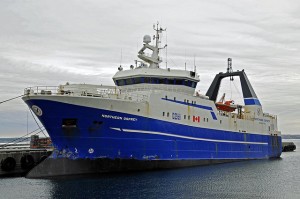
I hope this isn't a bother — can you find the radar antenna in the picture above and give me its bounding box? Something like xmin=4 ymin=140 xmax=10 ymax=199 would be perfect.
xmin=137 ymin=22 xmax=167 ymax=68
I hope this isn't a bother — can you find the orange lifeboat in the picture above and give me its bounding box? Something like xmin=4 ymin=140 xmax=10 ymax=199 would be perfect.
xmin=216 ymin=100 xmax=237 ymax=112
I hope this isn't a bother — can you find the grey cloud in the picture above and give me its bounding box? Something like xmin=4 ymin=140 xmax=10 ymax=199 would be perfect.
xmin=0 ymin=0 xmax=299 ymax=136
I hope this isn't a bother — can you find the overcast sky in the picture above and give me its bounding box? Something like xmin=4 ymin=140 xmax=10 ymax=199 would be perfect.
xmin=0 ymin=0 xmax=299 ymax=137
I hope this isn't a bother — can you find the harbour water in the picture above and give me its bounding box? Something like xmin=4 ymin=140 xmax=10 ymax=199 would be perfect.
xmin=0 ymin=140 xmax=299 ymax=199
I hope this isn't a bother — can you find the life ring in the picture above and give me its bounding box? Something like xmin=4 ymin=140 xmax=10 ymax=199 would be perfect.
xmin=1 ymin=157 xmax=16 ymax=171
xmin=20 ymin=155 xmax=35 ymax=170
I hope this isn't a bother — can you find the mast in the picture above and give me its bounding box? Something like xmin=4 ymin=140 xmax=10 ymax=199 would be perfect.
xmin=137 ymin=22 xmax=166 ymax=68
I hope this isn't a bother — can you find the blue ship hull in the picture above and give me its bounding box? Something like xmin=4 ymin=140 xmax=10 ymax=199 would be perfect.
xmin=24 ymin=98 xmax=282 ymax=178
xmin=25 ymin=99 xmax=282 ymax=163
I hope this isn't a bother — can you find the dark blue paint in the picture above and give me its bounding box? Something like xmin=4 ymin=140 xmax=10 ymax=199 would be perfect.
xmin=244 ymin=98 xmax=261 ymax=106
xmin=210 ymin=111 xmax=217 ymax=120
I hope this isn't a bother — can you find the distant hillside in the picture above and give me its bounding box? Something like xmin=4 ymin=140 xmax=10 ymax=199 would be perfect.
xmin=282 ymin=135 xmax=300 ymax=139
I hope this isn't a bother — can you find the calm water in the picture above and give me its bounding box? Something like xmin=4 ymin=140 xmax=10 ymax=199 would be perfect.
xmin=0 ymin=140 xmax=299 ymax=199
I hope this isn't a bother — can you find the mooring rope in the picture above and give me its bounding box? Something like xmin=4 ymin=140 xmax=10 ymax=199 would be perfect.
xmin=0 ymin=94 xmax=24 ymax=104
xmin=0 ymin=94 xmax=49 ymax=148
xmin=0 ymin=127 xmax=45 ymax=149
xmin=28 ymin=107 xmax=48 ymax=138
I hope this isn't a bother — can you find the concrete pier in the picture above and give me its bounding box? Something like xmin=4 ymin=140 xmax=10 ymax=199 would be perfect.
xmin=0 ymin=147 xmax=52 ymax=177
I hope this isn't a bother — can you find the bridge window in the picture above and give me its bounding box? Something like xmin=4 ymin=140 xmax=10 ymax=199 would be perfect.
xmin=158 ymin=79 xmax=165 ymax=84
xmin=144 ymin=77 xmax=150 ymax=83
xmin=134 ymin=77 xmax=142 ymax=84
xmin=175 ymin=79 xmax=183 ymax=85
xmin=115 ymin=77 xmax=197 ymax=88
xmin=184 ymin=80 xmax=189 ymax=86
xmin=191 ymin=81 xmax=196 ymax=88
xmin=118 ymin=79 xmax=125 ymax=86
xmin=125 ymin=78 xmax=133 ymax=85
xmin=168 ymin=79 xmax=175 ymax=84
xmin=151 ymin=78 xmax=158 ymax=84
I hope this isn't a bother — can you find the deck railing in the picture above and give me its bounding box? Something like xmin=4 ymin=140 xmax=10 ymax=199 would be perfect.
xmin=24 ymin=84 xmax=150 ymax=102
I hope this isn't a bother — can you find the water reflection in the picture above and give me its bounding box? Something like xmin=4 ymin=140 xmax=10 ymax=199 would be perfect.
xmin=0 ymin=141 xmax=299 ymax=199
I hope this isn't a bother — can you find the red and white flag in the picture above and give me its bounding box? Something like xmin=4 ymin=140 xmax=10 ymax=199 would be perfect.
xmin=193 ymin=116 xmax=200 ymax=123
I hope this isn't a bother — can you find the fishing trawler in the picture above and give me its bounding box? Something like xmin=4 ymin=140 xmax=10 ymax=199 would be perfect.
xmin=22 ymin=23 xmax=282 ymax=178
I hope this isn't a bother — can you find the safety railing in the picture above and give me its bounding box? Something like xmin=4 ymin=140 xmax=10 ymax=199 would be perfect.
xmin=263 ymin=113 xmax=277 ymax=120
xmin=24 ymin=84 xmax=150 ymax=102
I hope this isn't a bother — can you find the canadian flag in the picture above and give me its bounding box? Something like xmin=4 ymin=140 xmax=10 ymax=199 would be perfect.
xmin=193 ymin=116 xmax=200 ymax=123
